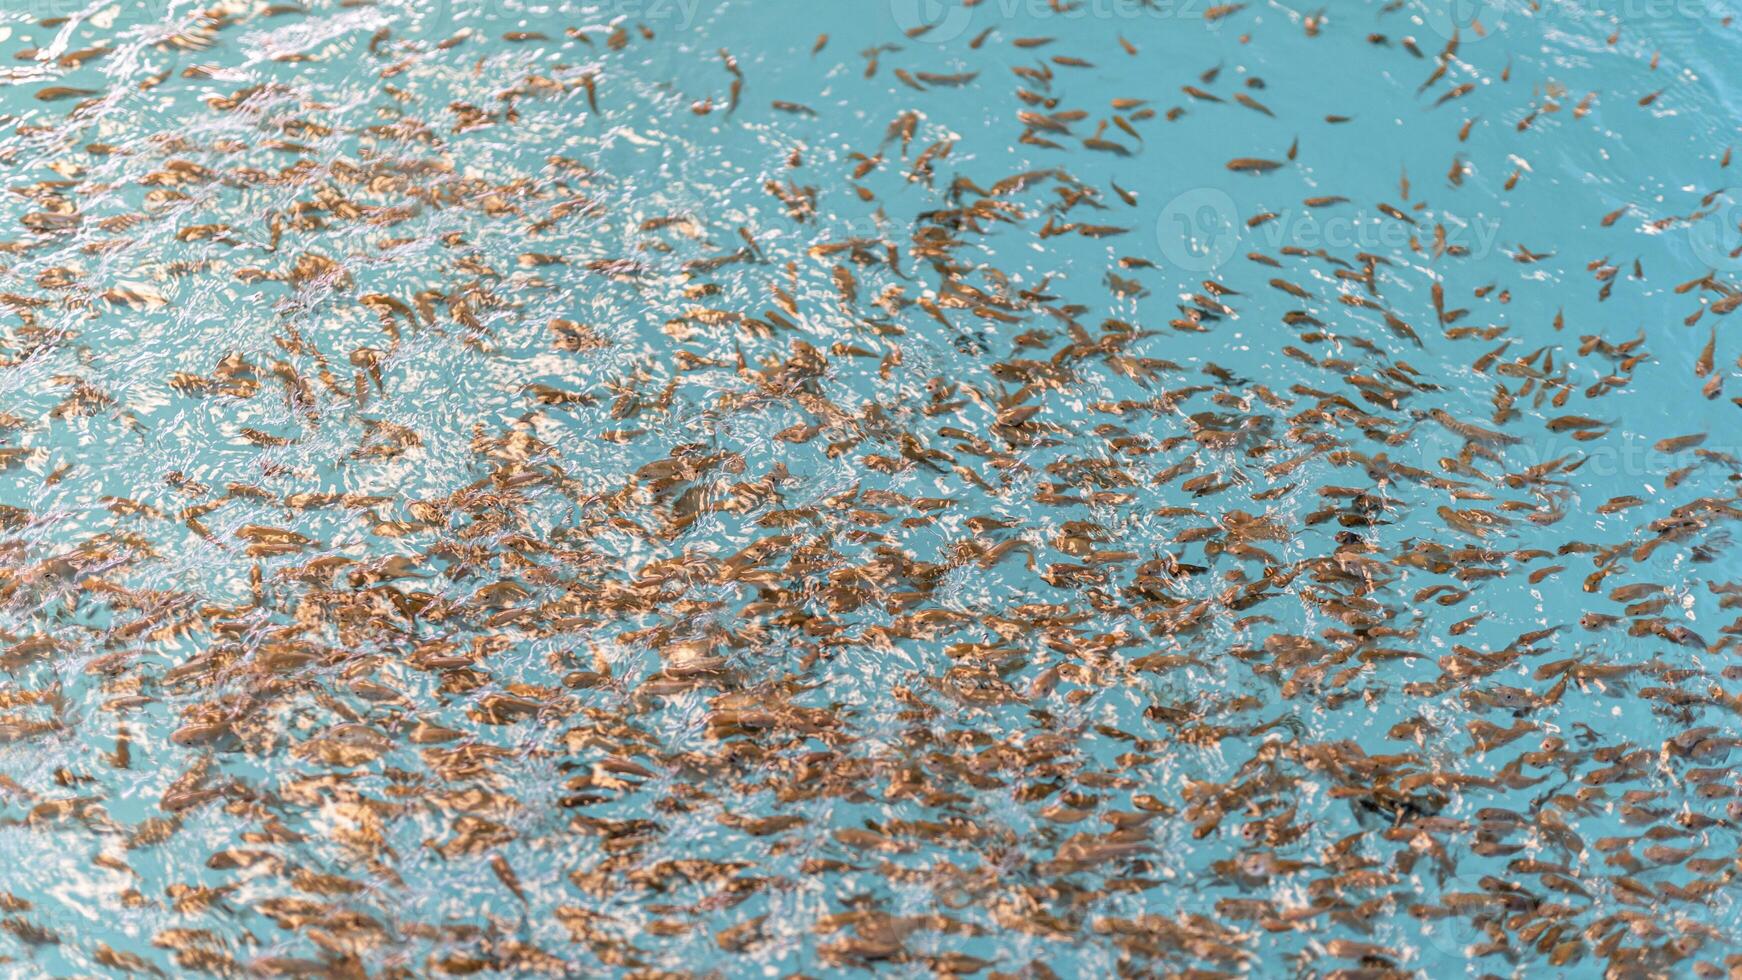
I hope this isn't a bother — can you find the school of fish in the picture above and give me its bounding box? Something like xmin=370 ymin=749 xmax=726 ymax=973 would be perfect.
xmin=0 ymin=0 xmax=1740 ymax=976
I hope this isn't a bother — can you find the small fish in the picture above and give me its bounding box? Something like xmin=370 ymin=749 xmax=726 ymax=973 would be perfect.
xmin=36 ymin=86 xmax=101 ymax=101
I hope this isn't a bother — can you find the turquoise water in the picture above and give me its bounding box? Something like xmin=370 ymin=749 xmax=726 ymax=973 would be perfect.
xmin=0 ymin=0 xmax=1740 ymax=975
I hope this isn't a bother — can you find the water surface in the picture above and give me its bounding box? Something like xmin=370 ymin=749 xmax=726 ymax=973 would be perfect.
xmin=1 ymin=0 xmax=1740 ymax=976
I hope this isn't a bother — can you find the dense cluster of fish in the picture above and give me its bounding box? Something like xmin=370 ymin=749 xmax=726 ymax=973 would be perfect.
xmin=0 ymin=0 xmax=1739 ymax=976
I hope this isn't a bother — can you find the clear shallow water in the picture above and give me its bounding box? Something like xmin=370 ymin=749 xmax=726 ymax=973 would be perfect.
xmin=0 ymin=0 xmax=1740 ymax=976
